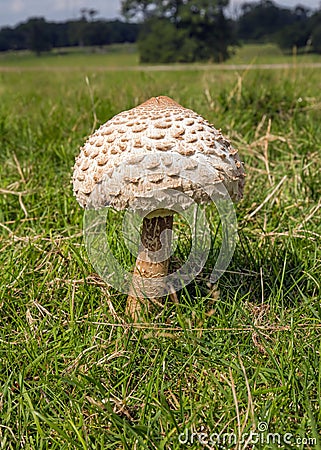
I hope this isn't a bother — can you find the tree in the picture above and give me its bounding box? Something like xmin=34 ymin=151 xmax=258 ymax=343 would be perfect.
xmin=138 ymin=18 xmax=198 ymax=62
xmin=310 ymin=12 xmax=321 ymax=53
xmin=20 ymin=18 xmax=52 ymax=55
xmin=121 ymin=0 xmax=235 ymax=62
xmin=178 ymin=0 xmax=235 ymax=61
xmin=80 ymin=8 xmax=99 ymax=21
xmin=311 ymin=24 xmax=321 ymax=52
xmin=276 ymin=22 xmax=310 ymax=51
xmin=237 ymin=0 xmax=295 ymax=41
xmin=88 ymin=9 xmax=98 ymax=21
xmin=0 ymin=27 xmax=26 ymax=51
xmin=275 ymin=6 xmax=311 ymax=52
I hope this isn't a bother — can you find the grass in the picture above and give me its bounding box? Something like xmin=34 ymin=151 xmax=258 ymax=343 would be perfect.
xmin=0 ymin=44 xmax=139 ymax=68
xmin=0 ymin=45 xmax=321 ymax=448
xmin=227 ymin=43 xmax=321 ymax=64
xmin=1 ymin=43 xmax=321 ymax=69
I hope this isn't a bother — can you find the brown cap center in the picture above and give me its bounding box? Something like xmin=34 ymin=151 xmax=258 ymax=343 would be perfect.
xmin=138 ymin=96 xmax=183 ymax=109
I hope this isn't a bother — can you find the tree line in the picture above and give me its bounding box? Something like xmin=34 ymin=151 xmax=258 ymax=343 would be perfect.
xmin=0 ymin=17 xmax=139 ymax=54
xmin=0 ymin=0 xmax=321 ymax=61
xmin=122 ymin=0 xmax=321 ymax=62
xmin=237 ymin=1 xmax=321 ymax=52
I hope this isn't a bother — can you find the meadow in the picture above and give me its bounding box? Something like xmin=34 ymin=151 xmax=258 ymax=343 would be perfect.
xmin=0 ymin=45 xmax=320 ymax=449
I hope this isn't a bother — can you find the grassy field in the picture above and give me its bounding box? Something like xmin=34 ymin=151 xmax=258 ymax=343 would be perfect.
xmin=0 ymin=45 xmax=321 ymax=448
xmin=0 ymin=44 xmax=139 ymax=68
xmin=1 ymin=43 xmax=321 ymax=69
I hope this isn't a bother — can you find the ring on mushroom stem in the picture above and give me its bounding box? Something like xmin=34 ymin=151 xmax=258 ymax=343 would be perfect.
xmin=73 ymin=96 xmax=245 ymax=320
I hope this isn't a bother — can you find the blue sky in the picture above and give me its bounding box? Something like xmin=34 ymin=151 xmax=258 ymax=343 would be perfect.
xmin=0 ymin=0 xmax=320 ymax=28
xmin=0 ymin=0 xmax=121 ymax=27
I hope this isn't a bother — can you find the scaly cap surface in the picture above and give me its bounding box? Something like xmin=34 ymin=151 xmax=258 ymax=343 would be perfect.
xmin=73 ymin=96 xmax=245 ymax=210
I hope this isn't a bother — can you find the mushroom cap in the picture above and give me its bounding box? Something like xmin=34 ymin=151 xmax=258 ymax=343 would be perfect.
xmin=73 ymin=96 xmax=245 ymax=211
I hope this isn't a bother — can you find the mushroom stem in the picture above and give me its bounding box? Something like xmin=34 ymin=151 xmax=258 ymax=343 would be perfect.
xmin=126 ymin=214 xmax=174 ymax=320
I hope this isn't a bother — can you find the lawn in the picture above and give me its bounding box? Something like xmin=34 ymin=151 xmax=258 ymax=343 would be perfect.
xmin=0 ymin=45 xmax=320 ymax=449
xmin=1 ymin=43 xmax=321 ymax=69
xmin=0 ymin=44 xmax=139 ymax=68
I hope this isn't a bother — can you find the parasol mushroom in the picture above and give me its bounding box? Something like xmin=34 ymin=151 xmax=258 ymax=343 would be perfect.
xmin=73 ymin=96 xmax=245 ymax=319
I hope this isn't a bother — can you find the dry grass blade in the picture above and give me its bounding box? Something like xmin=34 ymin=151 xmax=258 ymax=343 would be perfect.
xmin=1 ymin=48 xmax=320 ymax=448
xmin=296 ymin=200 xmax=321 ymax=231
xmin=246 ymin=175 xmax=287 ymax=219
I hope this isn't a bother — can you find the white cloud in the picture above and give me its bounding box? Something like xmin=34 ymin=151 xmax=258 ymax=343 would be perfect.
xmin=53 ymin=0 xmax=67 ymax=12
xmin=11 ymin=0 xmax=25 ymax=13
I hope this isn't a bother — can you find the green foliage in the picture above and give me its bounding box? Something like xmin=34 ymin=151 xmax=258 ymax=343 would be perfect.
xmin=311 ymin=24 xmax=321 ymax=53
xmin=278 ymin=10 xmax=321 ymax=54
xmin=123 ymin=0 xmax=234 ymax=63
xmin=138 ymin=19 xmax=198 ymax=63
xmin=20 ymin=18 xmax=53 ymax=55
xmin=237 ymin=0 xmax=301 ymax=41
xmin=238 ymin=1 xmax=321 ymax=55
xmin=275 ymin=22 xmax=310 ymax=51
xmin=310 ymin=13 xmax=321 ymax=53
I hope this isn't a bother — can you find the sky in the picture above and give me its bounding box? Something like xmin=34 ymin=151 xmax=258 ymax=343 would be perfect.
xmin=1 ymin=0 xmax=320 ymax=28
